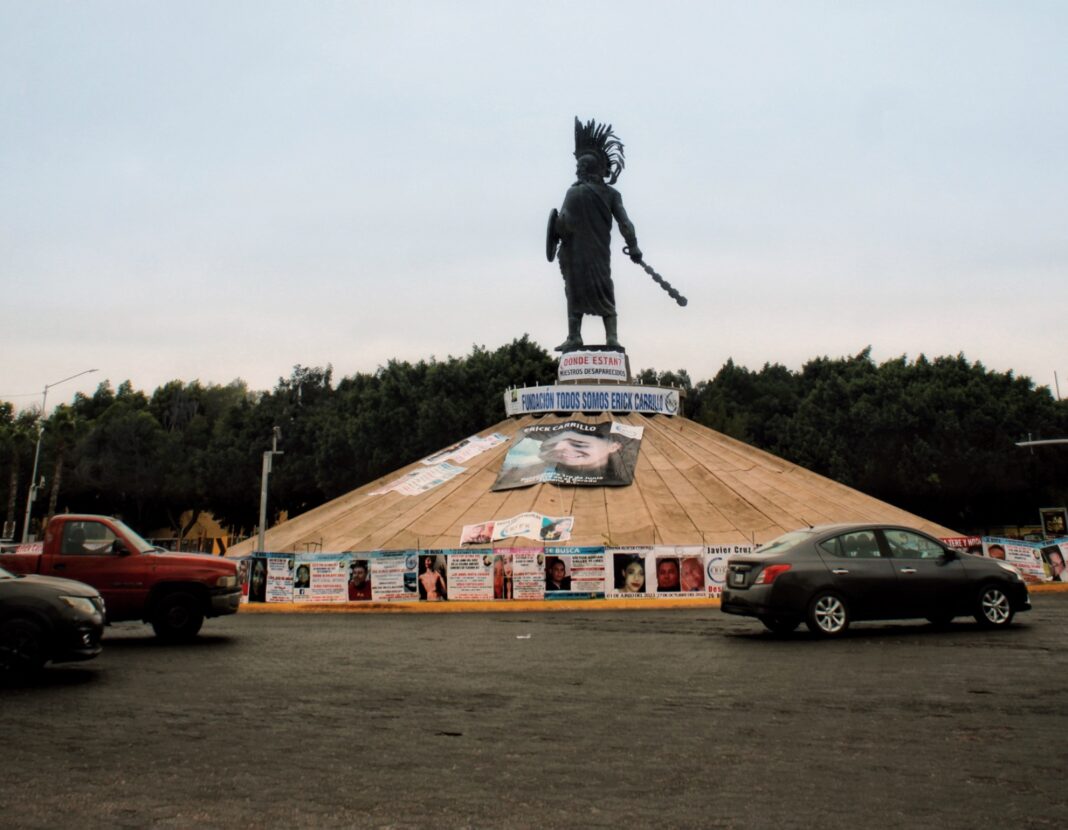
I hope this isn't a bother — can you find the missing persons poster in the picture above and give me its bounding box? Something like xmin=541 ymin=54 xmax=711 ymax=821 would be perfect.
xmin=491 ymin=420 xmax=644 ymax=491
xmin=510 ymin=549 xmax=547 ymax=600
xmin=266 ymin=556 xmax=294 ymax=603
xmin=607 ymin=548 xmax=653 ymax=598
xmin=982 ymin=537 xmax=1047 ymax=583
xmin=445 ymin=551 xmax=494 ymax=601
xmin=543 ymin=547 xmax=606 ymax=598
xmin=372 ymin=552 xmax=419 ymax=601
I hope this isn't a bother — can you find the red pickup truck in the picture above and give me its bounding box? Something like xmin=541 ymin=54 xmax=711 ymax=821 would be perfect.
xmin=0 ymin=514 xmax=241 ymax=640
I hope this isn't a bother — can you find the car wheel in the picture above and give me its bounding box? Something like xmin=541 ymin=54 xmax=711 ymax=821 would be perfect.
xmin=759 ymin=616 xmax=800 ymax=634
xmin=0 ymin=618 xmax=47 ymax=673
xmin=151 ymin=592 xmax=205 ymax=641
xmin=805 ymin=591 xmax=850 ymax=636
xmin=974 ymin=583 xmax=1014 ymax=628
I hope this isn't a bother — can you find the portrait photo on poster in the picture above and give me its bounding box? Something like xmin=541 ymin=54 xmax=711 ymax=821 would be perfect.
xmin=248 ymin=557 xmax=268 ymax=603
xmin=1041 ymin=545 xmax=1068 ymax=582
xmin=654 ymin=556 xmax=680 ymax=593
xmin=418 ymin=553 xmax=448 ymax=601
xmin=679 ymin=555 xmax=705 ymax=593
xmin=545 ymin=555 xmax=572 ymax=592
xmin=348 ymin=558 xmax=372 ymax=601
xmin=491 ymin=420 xmax=643 ymax=491
xmin=613 ymin=552 xmax=648 ymax=595
xmin=493 ymin=553 xmax=514 ymax=599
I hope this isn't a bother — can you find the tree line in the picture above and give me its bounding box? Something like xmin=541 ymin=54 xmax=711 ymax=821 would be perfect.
xmin=2 ymin=339 xmax=1065 ymax=541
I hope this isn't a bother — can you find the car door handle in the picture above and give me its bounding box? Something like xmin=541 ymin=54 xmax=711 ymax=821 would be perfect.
xmin=831 ymin=568 xmax=849 ymax=575
xmin=53 ymin=563 xmax=66 ymax=570
xmin=899 ymin=568 xmax=917 ymax=574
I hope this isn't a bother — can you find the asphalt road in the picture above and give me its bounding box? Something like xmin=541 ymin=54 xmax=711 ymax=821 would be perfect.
xmin=2 ymin=596 xmax=1067 ymax=830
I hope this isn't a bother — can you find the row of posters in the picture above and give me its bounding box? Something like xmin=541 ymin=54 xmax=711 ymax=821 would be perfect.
xmin=240 ymin=535 xmax=1068 ymax=604
xmin=239 ymin=545 xmax=756 ymax=604
xmin=983 ymin=536 xmax=1068 ymax=583
xmin=944 ymin=535 xmax=1068 ymax=583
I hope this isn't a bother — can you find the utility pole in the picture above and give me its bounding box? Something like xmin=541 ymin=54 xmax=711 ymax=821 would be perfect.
xmin=257 ymin=427 xmax=283 ymax=552
xmin=21 ymin=368 xmax=97 ymax=543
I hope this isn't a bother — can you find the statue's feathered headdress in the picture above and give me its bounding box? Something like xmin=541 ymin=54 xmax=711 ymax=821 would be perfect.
xmin=574 ymin=117 xmax=625 ymax=184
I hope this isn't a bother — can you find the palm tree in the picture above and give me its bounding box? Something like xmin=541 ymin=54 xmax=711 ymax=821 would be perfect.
xmin=1 ymin=408 xmax=39 ymax=540
xmin=45 ymin=405 xmax=86 ymax=520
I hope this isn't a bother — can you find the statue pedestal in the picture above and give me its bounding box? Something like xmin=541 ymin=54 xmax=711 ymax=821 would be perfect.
xmin=557 ymin=348 xmax=631 ymax=384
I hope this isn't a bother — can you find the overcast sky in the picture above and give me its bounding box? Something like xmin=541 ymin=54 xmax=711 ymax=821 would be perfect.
xmin=3 ymin=1 xmax=1065 ymax=412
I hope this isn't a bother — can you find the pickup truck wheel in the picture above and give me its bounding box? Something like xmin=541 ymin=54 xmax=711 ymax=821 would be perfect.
xmin=0 ymin=618 xmax=47 ymax=673
xmin=151 ymin=592 xmax=204 ymax=641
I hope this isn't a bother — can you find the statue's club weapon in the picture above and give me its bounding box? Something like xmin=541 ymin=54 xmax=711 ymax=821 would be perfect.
xmin=623 ymin=247 xmax=688 ymax=307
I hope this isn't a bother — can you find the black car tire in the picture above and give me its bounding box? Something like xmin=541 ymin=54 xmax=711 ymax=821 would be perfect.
xmin=760 ymin=616 xmax=800 ymax=634
xmin=805 ymin=591 xmax=850 ymax=636
xmin=974 ymin=583 xmax=1015 ymax=628
xmin=0 ymin=617 xmax=48 ymax=673
xmin=151 ymin=592 xmax=205 ymax=641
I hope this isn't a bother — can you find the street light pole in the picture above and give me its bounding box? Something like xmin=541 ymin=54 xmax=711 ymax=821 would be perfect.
xmin=21 ymin=368 xmax=98 ymax=543
xmin=257 ymin=427 xmax=283 ymax=553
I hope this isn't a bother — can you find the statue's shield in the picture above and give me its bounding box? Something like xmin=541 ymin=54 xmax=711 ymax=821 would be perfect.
xmin=545 ymin=208 xmax=561 ymax=262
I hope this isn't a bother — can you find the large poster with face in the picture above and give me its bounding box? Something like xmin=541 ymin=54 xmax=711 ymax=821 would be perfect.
xmin=491 ymin=421 xmax=643 ymax=491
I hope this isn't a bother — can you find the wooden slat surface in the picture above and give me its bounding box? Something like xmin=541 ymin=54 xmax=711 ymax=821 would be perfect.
xmin=228 ymin=411 xmax=958 ymax=556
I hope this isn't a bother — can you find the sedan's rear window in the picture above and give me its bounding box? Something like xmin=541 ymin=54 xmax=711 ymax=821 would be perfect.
xmin=820 ymin=531 xmax=882 ymax=559
xmin=755 ymin=530 xmax=814 ymax=555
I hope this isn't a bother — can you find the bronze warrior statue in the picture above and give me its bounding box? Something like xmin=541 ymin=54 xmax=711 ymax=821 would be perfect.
xmin=547 ymin=118 xmax=642 ymax=352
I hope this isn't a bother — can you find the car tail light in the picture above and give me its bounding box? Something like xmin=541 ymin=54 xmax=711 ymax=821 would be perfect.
xmin=755 ymin=564 xmax=792 ymax=585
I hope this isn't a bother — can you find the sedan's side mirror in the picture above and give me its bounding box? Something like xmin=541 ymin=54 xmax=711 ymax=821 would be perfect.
xmin=111 ymin=539 xmax=132 ymax=556
xmin=942 ymin=547 xmax=957 ymax=561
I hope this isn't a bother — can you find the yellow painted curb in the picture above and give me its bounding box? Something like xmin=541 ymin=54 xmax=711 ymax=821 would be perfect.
xmin=1028 ymin=582 xmax=1068 ymax=593
xmin=237 ymin=582 xmax=1068 ymax=613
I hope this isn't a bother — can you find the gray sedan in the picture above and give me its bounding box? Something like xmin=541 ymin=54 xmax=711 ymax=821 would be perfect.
xmin=720 ymin=524 xmax=1031 ymax=636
